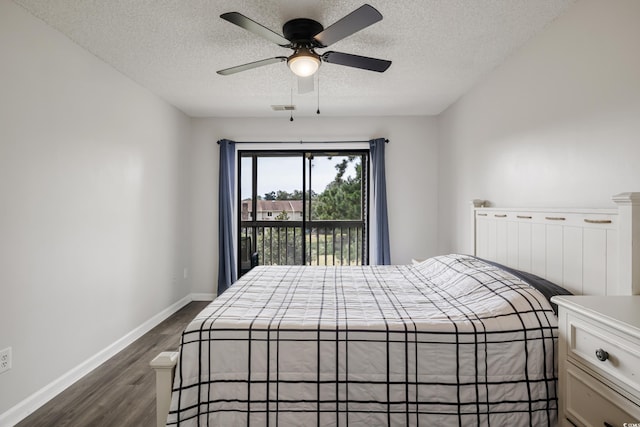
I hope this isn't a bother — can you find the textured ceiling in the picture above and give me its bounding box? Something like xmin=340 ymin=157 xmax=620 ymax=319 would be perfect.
xmin=13 ymin=0 xmax=576 ymax=118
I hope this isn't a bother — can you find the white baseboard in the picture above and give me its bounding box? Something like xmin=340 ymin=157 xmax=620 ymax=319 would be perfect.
xmin=190 ymin=292 xmax=216 ymax=301
xmin=0 ymin=293 xmax=213 ymax=427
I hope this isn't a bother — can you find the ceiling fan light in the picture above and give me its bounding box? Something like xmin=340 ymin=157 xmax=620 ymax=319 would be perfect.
xmin=288 ymin=49 xmax=320 ymax=77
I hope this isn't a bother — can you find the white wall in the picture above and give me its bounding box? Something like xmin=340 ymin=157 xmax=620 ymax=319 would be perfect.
xmin=0 ymin=1 xmax=192 ymax=417
xmin=437 ymin=0 xmax=640 ymax=254
xmin=189 ymin=116 xmax=438 ymax=294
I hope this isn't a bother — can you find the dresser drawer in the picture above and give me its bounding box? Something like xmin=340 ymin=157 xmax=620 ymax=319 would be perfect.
xmin=568 ymin=312 xmax=640 ymax=395
xmin=566 ymin=364 xmax=640 ymax=426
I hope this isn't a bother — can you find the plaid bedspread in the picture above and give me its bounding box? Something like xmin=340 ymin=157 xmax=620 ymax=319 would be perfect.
xmin=167 ymin=254 xmax=558 ymax=426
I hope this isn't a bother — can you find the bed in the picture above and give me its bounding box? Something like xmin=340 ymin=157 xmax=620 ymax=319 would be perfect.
xmin=152 ymin=192 xmax=640 ymax=426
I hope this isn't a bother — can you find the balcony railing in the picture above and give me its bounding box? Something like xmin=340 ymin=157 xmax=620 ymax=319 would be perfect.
xmin=240 ymin=221 xmax=367 ymax=272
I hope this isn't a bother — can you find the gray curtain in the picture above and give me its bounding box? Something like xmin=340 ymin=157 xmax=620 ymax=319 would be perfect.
xmin=370 ymin=138 xmax=391 ymax=264
xmin=217 ymin=139 xmax=236 ymax=295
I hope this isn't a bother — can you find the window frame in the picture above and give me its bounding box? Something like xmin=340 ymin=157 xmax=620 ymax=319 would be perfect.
xmin=237 ymin=149 xmax=370 ymax=274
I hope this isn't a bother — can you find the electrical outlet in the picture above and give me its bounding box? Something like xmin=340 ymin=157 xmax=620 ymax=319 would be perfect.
xmin=0 ymin=347 xmax=11 ymax=374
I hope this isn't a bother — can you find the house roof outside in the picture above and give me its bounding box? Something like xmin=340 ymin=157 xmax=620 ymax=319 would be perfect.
xmin=241 ymin=199 xmax=303 ymax=214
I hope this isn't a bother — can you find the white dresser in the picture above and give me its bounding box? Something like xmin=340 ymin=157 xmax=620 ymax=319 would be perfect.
xmin=551 ymin=296 xmax=640 ymax=427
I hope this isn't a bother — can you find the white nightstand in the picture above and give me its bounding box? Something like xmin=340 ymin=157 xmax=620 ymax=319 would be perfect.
xmin=551 ymin=295 xmax=640 ymax=427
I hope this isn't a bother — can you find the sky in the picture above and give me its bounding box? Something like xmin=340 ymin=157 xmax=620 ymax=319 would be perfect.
xmin=240 ymin=154 xmax=359 ymax=199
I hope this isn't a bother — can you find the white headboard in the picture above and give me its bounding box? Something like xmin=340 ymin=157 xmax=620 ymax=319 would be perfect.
xmin=471 ymin=192 xmax=640 ymax=296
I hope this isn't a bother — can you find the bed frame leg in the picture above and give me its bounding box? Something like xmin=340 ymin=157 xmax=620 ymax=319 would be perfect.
xmin=150 ymin=351 xmax=178 ymax=427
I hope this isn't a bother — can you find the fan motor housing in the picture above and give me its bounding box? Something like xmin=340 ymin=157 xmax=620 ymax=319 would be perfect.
xmin=283 ymin=18 xmax=323 ymax=45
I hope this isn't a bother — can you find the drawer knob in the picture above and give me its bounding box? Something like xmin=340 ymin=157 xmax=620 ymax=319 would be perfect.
xmin=595 ymin=348 xmax=609 ymax=362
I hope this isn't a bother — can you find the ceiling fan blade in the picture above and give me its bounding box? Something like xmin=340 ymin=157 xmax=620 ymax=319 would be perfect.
xmin=322 ymin=51 xmax=391 ymax=72
xmin=298 ymin=76 xmax=314 ymax=94
xmin=221 ymin=12 xmax=291 ymax=47
xmin=217 ymin=57 xmax=287 ymax=75
xmin=313 ymin=4 xmax=382 ymax=47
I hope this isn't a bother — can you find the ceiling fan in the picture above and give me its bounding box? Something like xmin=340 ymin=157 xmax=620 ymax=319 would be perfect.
xmin=216 ymin=4 xmax=392 ymax=88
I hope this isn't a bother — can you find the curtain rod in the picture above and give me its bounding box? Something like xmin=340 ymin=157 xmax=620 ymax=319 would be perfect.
xmin=217 ymin=139 xmax=389 ymax=145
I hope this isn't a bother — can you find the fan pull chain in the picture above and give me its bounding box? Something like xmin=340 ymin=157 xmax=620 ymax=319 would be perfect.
xmin=316 ymin=72 xmax=321 ymax=115
xmin=290 ymin=86 xmax=294 ymax=122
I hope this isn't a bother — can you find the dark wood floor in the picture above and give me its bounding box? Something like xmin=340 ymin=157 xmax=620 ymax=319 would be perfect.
xmin=16 ymin=301 xmax=210 ymax=427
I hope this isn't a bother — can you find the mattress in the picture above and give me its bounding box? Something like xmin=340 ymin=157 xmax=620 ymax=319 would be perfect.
xmin=167 ymin=254 xmax=559 ymax=426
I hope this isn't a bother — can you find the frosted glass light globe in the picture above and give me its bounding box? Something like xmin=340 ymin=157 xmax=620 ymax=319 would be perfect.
xmin=288 ymin=50 xmax=320 ymax=77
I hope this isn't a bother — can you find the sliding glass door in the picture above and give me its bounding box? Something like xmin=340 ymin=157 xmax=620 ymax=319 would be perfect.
xmin=238 ymin=150 xmax=369 ymax=275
